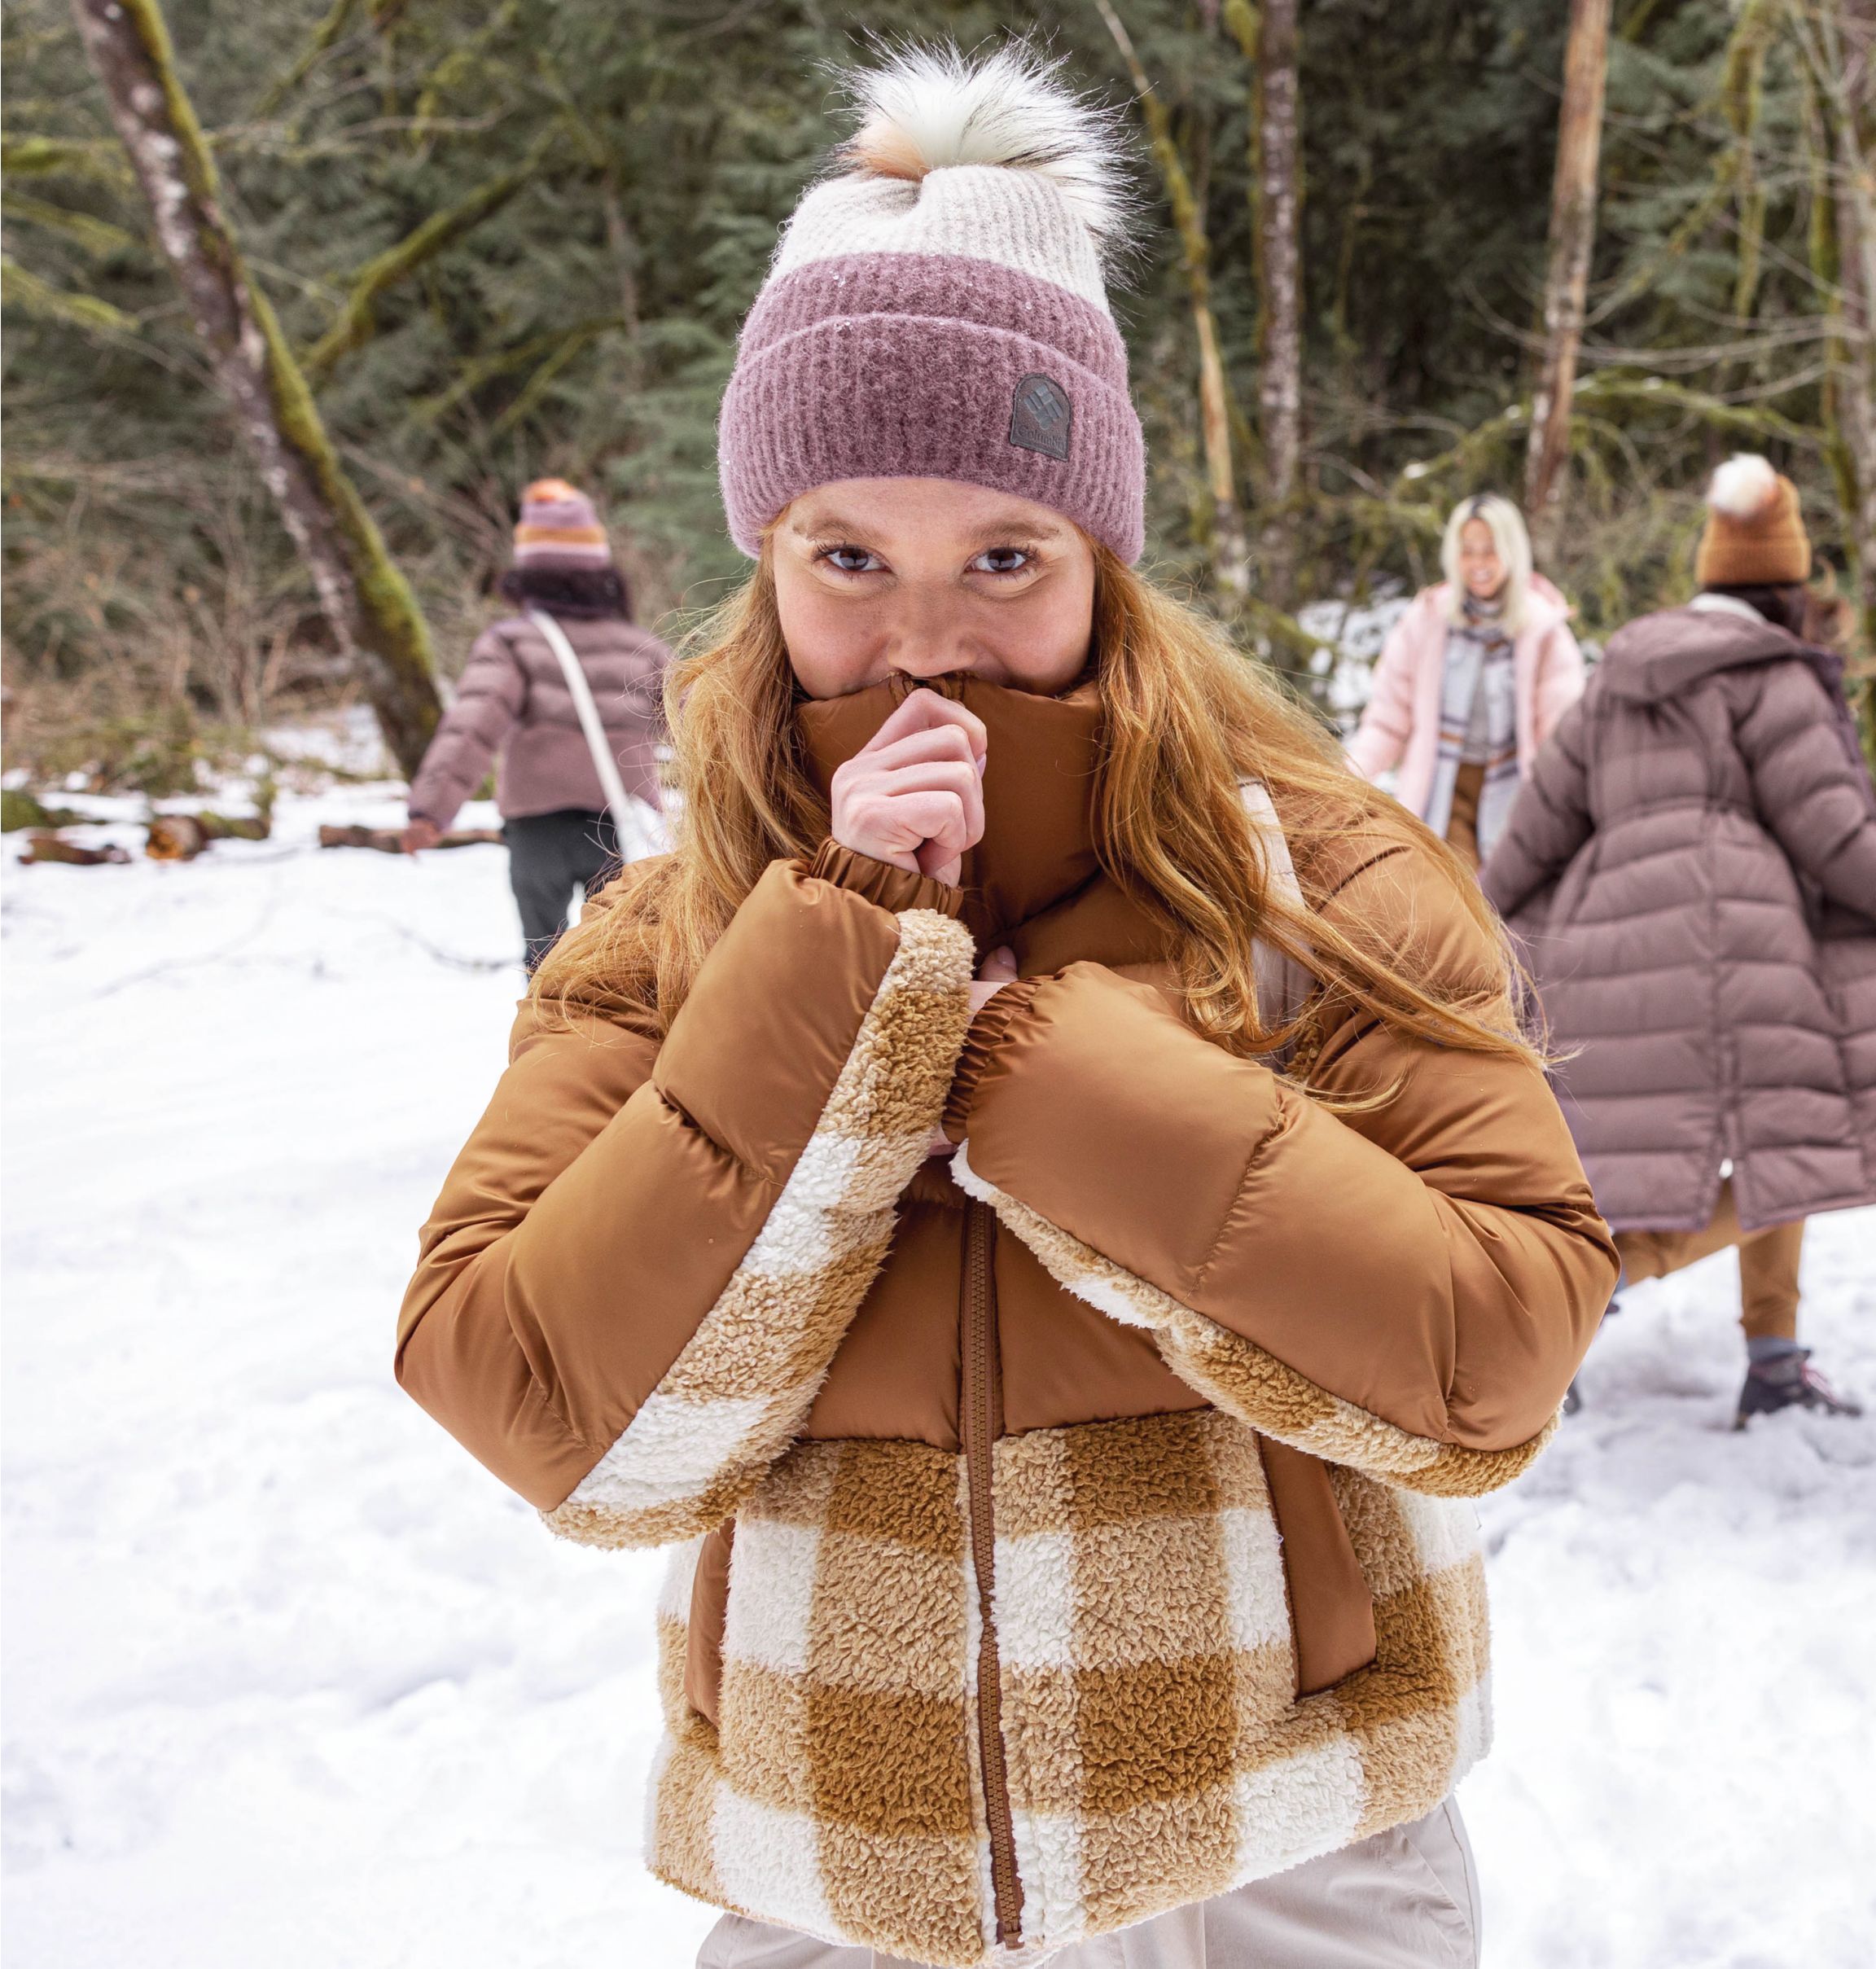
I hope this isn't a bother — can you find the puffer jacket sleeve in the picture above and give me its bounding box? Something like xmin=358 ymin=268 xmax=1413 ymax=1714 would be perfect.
xmin=1735 ymin=657 xmax=1876 ymax=918
xmin=396 ymin=848 xmax=975 ymax=1547
xmin=1479 ymin=699 xmax=1593 ymax=922
xmin=948 ymin=839 xmax=1617 ymax=1498
xmin=1346 ymin=603 xmax=1424 ymax=781
xmin=407 ymin=626 xmax=528 ymax=831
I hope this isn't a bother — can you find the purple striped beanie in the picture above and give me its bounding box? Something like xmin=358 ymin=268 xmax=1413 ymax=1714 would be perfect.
xmin=512 ymin=478 xmax=614 ymax=570
xmin=718 ymin=48 xmax=1146 ymax=564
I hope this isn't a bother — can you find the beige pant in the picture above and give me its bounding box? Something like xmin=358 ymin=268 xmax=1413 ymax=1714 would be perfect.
xmin=1615 ymin=1178 xmax=1806 ymax=1342
xmin=696 ymin=1799 xmax=1479 ymax=1969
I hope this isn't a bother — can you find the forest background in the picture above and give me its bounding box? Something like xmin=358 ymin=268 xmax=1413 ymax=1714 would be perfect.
xmin=4 ymin=0 xmax=1874 ymax=793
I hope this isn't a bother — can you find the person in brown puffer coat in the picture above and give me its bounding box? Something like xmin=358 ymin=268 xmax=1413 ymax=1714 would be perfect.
xmin=402 ymin=479 xmax=670 ymax=969
xmin=1483 ymin=454 xmax=1876 ymax=1427
xmin=394 ymin=51 xmax=1615 ymax=1969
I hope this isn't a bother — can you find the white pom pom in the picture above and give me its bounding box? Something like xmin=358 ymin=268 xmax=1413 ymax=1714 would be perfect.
xmin=840 ymin=44 xmax=1131 ymax=250
xmin=1707 ymin=453 xmax=1781 ymax=520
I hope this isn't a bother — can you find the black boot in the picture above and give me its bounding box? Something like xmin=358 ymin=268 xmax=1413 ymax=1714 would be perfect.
xmin=1734 ymin=1348 xmax=1865 ymax=1428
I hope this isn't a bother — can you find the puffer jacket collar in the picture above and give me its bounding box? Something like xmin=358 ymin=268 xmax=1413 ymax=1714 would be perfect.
xmin=797 ymin=673 xmax=1106 ymax=945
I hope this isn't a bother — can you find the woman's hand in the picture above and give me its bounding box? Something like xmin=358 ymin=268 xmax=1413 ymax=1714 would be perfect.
xmin=928 ymin=946 xmax=1018 ymax=1157
xmin=401 ymin=818 xmax=442 ymax=854
xmin=829 ymin=689 xmax=987 ymax=887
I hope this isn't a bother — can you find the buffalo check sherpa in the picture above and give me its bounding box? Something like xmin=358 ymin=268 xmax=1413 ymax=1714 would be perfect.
xmin=642 ymin=1414 xmax=1490 ymax=1967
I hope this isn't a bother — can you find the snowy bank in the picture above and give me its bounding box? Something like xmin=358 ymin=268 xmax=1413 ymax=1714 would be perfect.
xmin=3 ymin=782 xmax=1873 ymax=1967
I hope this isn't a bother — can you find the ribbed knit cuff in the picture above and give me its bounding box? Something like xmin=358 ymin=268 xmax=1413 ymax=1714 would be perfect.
xmin=942 ymin=977 xmax=1046 ymax=1143
xmin=809 ymin=840 xmax=966 ymax=919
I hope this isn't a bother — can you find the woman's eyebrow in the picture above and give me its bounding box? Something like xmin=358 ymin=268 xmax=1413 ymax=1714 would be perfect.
xmin=790 ymin=509 xmax=877 ymax=541
xmin=966 ymin=515 xmax=1068 ymax=546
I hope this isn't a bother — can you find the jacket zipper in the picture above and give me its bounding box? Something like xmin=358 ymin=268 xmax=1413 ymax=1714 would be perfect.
xmin=962 ymin=1201 xmax=1023 ymax=1946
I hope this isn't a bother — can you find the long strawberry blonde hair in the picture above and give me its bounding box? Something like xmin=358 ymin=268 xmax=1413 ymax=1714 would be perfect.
xmin=536 ymin=542 xmax=1536 ymax=1074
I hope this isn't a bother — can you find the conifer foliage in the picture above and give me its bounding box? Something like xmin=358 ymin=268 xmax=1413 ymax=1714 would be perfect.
xmin=3 ymin=1 xmax=1869 ymax=763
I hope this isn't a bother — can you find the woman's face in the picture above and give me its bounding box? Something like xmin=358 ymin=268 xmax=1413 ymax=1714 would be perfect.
xmin=1457 ymin=518 xmax=1506 ymax=600
xmin=773 ymin=478 xmax=1098 ymax=700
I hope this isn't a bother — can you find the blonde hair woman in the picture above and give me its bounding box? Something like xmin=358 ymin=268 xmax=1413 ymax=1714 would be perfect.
xmin=396 ymin=48 xmax=1615 ymax=1969
xmin=1349 ymin=493 xmax=1585 ymax=869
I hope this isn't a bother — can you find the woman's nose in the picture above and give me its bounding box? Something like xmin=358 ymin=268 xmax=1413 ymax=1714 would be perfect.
xmin=886 ymin=593 xmax=971 ymax=678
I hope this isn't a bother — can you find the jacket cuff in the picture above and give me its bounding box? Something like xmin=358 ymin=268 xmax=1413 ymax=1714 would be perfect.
xmin=809 ymin=840 xmax=965 ymax=919
xmin=943 ymin=976 xmax=1046 ymax=1142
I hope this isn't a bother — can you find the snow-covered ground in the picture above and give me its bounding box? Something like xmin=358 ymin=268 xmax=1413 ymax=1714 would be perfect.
xmin=5 ymin=770 xmax=1874 ymax=1967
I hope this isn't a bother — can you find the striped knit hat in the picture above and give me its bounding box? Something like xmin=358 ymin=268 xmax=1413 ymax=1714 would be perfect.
xmin=1696 ymin=454 xmax=1812 ymax=586
xmin=718 ymin=46 xmax=1146 ymax=564
xmin=513 ymin=479 xmax=613 ymax=570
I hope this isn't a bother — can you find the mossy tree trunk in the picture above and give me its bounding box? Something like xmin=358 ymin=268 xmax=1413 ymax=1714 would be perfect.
xmin=1811 ymin=0 xmax=1876 ymax=649
xmin=70 ymin=0 xmax=441 ymax=778
xmin=1525 ymin=0 xmax=1612 ymax=569
xmin=1097 ymin=0 xmax=1251 ymax=611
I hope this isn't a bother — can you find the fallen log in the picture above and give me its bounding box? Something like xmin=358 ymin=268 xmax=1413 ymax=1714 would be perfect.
xmin=318 ymin=823 xmax=504 ymax=853
xmin=16 ymin=830 xmax=131 ymax=866
xmin=1 ymin=790 xmax=99 ymax=832
xmin=146 ymin=809 xmax=272 ymax=861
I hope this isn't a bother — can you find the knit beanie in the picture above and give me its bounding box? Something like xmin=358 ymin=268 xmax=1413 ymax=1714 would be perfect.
xmin=1695 ymin=454 xmax=1812 ymax=586
xmin=512 ymin=478 xmax=613 ymax=570
xmin=718 ymin=46 xmax=1146 ymax=564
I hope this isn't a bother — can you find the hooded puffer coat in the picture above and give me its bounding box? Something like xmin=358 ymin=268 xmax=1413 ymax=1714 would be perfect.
xmin=406 ymin=612 xmax=668 ymax=833
xmin=1482 ymin=598 xmax=1876 ymax=1234
xmin=397 ymin=677 xmax=1615 ymax=1968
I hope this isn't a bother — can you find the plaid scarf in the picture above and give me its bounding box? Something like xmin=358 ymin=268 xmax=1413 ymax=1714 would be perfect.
xmin=1424 ymin=596 xmax=1519 ymax=858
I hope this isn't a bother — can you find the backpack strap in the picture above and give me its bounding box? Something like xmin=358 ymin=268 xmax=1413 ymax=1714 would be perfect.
xmin=1242 ymin=780 xmax=1318 ymax=1071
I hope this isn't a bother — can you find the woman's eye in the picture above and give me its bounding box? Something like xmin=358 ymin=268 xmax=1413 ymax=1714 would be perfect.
xmin=971 ymin=547 xmax=1032 ymax=575
xmin=822 ymin=545 xmax=883 ymax=574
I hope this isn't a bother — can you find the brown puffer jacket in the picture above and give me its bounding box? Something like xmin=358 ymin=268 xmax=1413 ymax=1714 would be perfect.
xmin=1483 ymin=599 xmax=1876 ymax=1235
xmin=396 ymin=677 xmax=1615 ymax=1967
xmin=405 ymin=612 xmax=668 ymax=832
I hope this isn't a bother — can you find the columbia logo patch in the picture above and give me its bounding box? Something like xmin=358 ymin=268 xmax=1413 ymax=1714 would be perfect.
xmin=1009 ymin=374 xmax=1073 ymax=462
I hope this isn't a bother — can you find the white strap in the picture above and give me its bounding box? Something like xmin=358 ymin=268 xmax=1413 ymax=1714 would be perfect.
xmin=527 ymin=608 xmax=656 ymax=863
xmin=1241 ymin=780 xmax=1314 ymax=1051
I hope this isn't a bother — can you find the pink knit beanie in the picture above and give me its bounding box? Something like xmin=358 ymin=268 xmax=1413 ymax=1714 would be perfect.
xmin=719 ymin=47 xmax=1146 ymax=564
xmin=513 ymin=478 xmax=613 ymax=570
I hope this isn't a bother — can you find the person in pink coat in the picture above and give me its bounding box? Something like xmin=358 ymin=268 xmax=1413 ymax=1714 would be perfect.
xmin=1348 ymin=493 xmax=1585 ymax=868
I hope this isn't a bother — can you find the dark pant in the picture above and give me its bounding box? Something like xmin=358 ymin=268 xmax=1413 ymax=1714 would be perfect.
xmin=504 ymin=807 xmax=619 ymax=971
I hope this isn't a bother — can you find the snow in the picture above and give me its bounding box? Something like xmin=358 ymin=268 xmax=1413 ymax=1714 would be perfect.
xmin=1298 ymin=587 xmax=1409 ymax=733
xmin=5 ymin=772 xmax=1875 ymax=1967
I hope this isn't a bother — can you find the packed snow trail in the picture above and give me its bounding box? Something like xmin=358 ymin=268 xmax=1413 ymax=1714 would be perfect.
xmin=4 ymin=776 xmax=1874 ymax=1967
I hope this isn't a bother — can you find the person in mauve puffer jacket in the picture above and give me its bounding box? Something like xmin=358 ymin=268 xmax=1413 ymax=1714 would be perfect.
xmin=1483 ymin=454 xmax=1876 ymax=1428
xmin=396 ymin=47 xmax=1616 ymax=1969
xmin=402 ymin=478 xmax=670 ymax=968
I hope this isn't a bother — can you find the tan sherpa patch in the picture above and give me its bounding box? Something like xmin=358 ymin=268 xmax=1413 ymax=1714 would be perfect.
xmin=818 ymin=1822 xmax=985 ymax=1968
xmin=718 ymin=1657 xmax=815 ymax=1812
xmin=811 ymin=1533 xmax=971 ymax=1698
xmin=648 ymin=1734 xmax=726 ymax=1906
xmin=1078 ymin=1781 xmax=1238 ymax=1932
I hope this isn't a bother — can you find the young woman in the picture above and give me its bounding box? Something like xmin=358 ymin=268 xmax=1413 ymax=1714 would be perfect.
xmin=1484 ymin=455 xmax=1875 ymax=1426
xmin=397 ymin=49 xmax=1615 ymax=1969
xmin=1349 ymin=494 xmax=1585 ymax=870
xmin=401 ymin=478 xmax=669 ymax=968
